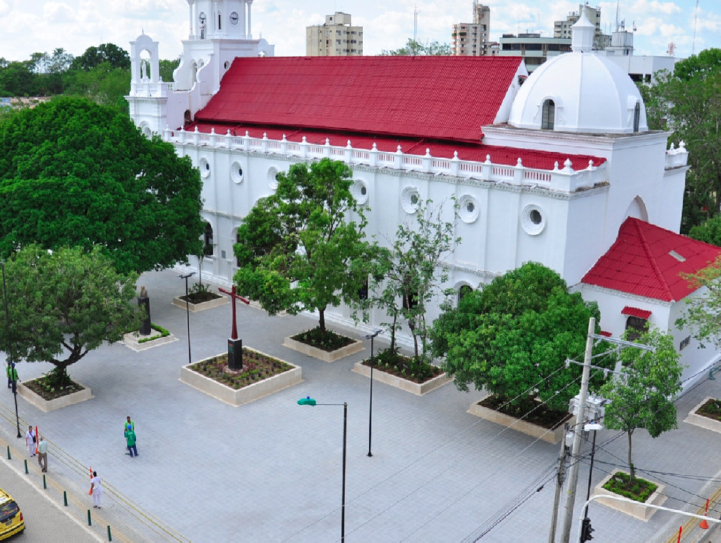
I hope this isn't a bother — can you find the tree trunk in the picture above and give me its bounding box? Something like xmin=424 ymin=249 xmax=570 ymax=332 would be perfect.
xmin=627 ymin=430 xmax=635 ymax=486
xmin=390 ymin=312 xmax=398 ymax=352
xmin=319 ymin=308 xmax=325 ymax=333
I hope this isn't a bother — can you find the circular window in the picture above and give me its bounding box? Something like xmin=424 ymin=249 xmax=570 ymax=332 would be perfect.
xmin=521 ymin=205 xmax=546 ymax=236
xmin=267 ymin=167 xmax=280 ymax=189
xmin=401 ymin=186 xmax=421 ymax=214
xmin=459 ymin=195 xmax=480 ymax=224
xmin=224 ymin=61 xmax=230 ymax=70
xmin=230 ymin=12 xmax=239 ymax=25
xmin=231 ymin=161 xmax=244 ymax=184
xmin=351 ymin=180 xmax=369 ymax=205
xmin=199 ymin=157 xmax=211 ymax=178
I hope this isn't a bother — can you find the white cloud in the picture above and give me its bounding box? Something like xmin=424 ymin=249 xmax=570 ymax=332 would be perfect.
xmin=44 ymin=2 xmax=74 ymax=23
xmin=0 ymin=1 xmax=10 ymax=18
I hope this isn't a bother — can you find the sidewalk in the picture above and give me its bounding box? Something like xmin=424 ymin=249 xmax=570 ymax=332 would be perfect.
xmin=1 ymin=268 xmax=721 ymax=542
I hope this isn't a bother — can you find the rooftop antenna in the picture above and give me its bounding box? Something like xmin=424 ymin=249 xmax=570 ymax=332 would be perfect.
xmin=615 ymin=0 xmax=620 ymax=31
xmin=413 ymin=3 xmax=419 ymax=43
xmin=692 ymin=0 xmax=700 ymax=54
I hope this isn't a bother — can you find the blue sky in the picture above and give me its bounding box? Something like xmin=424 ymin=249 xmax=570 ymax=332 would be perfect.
xmin=0 ymin=0 xmax=718 ymax=62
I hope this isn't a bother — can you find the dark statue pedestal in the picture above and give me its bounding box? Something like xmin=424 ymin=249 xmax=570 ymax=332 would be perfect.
xmin=138 ymin=297 xmax=151 ymax=336
xmin=228 ymin=338 xmax=243 ymax=371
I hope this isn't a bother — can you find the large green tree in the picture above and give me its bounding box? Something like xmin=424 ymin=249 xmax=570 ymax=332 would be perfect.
xmin=0 ymin=245 xmax=142 ymax=386
xmin=0 ymin=96 xmax=204 ymax=274
xmin=640 ymin=49 xmax=721 ymax=232
xmin=430 ymin=262 xmax=610 ymax=412
xmin=380 ymin=39 xmax=452 ymax=56
xmin=71 ymin=43 xmax=131 ymax=72
xmin=599 ymin=328 xmax=683 ymax=485
xmin=234 ymin=158 xmax=371 ymax=332
xmin=676 ymin=254 xmax=721 ymax=348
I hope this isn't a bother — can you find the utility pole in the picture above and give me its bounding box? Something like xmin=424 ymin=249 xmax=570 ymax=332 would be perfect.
xmin=548 ymin=425 xmax=568 ymax=543
xmin=559 ymin=317 xmax=595 ymax=543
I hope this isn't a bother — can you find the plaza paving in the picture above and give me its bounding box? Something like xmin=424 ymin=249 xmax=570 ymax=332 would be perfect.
xmin=1 ymin=268 xmax=721 ymax=542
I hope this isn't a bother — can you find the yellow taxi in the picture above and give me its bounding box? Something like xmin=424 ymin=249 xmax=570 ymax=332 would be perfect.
xmin=0 ymin=489 xmax=24 ymax=540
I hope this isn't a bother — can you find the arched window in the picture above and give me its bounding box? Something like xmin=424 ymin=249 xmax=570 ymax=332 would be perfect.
xmin=458 ymin=285 xmax=473 ymax=306
xmin=203 ymin=222 xmax=214 ymax=256
xmin=633 ymin=102 xmax=641 ymax=133
xmin=542 ymin=99 xmax=555 ymax=130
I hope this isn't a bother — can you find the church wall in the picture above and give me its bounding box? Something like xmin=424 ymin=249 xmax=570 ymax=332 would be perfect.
xmin=563 ymin=189 xmax=609 ymax=283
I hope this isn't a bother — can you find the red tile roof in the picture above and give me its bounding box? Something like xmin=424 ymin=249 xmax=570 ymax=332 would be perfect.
xmin=185 ymin=122 xmax=606 ymax=171
xmin=194 ymin=56 xmax=525 ymax=142
xmin=621 ymin=306 xmax=652 ymax=319
xmin=582 ymin=218 xmax=721 ymax=302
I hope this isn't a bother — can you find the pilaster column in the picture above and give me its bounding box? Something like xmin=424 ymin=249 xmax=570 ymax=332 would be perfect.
xmin=187 ymin=0 xmax=195 ymax=38
xmin=247 ymin=0 xmax=253 ymax=38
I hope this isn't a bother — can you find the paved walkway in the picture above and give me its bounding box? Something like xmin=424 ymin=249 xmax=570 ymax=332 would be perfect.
xmin=1 ymin=268 xmax=721 ymax=542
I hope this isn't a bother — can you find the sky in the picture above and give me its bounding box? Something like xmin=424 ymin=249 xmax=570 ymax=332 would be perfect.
xmin=0 ymin=0 xmax=719 ymax=63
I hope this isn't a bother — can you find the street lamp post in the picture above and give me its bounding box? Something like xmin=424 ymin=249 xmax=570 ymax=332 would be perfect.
xmin=297 ymin=396 xmax=347 ymax=543
xmin=364 ymin=329 xmax=382 ymax=457
xmin=178 ymin=272 xmax=196 ymax=366
xmin=583 ymin=421 xmax=602 ymax=521
xmin=1 ymin=262 xmax=21 ymax=438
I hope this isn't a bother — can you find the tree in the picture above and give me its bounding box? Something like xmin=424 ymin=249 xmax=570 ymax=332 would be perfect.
xmin=159 ymin=58 xmax=181 ymax=82
xmin=380 ymin=39 xmax=452 ymax=56
xmin=640 ymin=50 xmax=721 ymax=232
xmin=431 ymin=263 xmax=610 ymax=412
xmin=71 ymin=43 xmax=130 ymax=72
xmin=688 ymin=216 xmax=721 ymax=247
xmin=234 ymin=158 xmax=371 ymax=332
xmin=370 ymin=199 xmax=459 ymax=358
xmin=64 ymin=62 xmax=131 ymax=108
xmin=676 ymin=254 xmax=721 ymax=348
xmin=0 ymin=96 xmax=204 ymax=274
xmin=0 ymin=245 xmax=142 ymax=387
xmin=599 ymin=328 xmax=683 ymax=484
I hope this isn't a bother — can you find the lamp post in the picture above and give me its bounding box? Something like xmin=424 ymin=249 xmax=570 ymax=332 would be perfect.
xmin=178 ymin=272 xmax=196 ymax=365
xmin=1 ymin=262 xmax=21 ymax=438
xmin=297 ymin=396 xmax=347 ymax=543
xmin=583 ymin=421 xmax=602 ymax=522
xmin=364 ymin=329 xmax=382 ymax=457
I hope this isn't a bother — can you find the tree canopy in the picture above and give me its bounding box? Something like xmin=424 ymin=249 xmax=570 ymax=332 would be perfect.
xmin=0 ymin=96 xmax=204 ymax=274
xmin=599 ymin=328 xmax=683 ymax=483
xmin=234 ymin=158 xmax=371 ymax=332
xmin=676 ymin=254 xmax=721 ymax=348
xmin=0 ymin=245 xmax=142 ymax=385
xmin=640 ymin=48 xmax=721 ymax=232
xmin=431 ymin=262 xmax=610 ymax=412
xmin=380 ymin=39 xmax=452 ymax=56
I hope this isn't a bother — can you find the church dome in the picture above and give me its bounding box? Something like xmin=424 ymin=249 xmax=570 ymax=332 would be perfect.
xmin=508 ymin=12 xmax=647 ymax=134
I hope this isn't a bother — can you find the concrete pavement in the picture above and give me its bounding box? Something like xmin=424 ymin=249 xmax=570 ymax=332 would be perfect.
xmin=1 ymin=268 xmax=721 ymax=542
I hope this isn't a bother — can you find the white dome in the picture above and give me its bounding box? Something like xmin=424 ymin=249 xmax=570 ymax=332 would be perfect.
xmin=508 ymin=51 xmax=648 ymax=134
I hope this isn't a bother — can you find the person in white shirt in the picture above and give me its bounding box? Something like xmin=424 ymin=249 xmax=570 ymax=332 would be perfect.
xmin=25 ymin=426 xmax=35 ymax=457
xmin=89 ymin=471 xmax=102 ymax=509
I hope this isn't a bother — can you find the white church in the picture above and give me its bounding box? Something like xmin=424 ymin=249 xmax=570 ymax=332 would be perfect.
xmin=127 ymin=3 xmax=720 ymax=385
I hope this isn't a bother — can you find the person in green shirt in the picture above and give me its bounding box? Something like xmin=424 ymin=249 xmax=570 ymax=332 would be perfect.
xmin=6 ymin=363 xmax=17 ymax=390
xmin=124 ymin=425 xmax=138 ymax=457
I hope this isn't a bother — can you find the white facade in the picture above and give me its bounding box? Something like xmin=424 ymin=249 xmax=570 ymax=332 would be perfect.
xmin=128 ymin=6 xmax=719 ymax=384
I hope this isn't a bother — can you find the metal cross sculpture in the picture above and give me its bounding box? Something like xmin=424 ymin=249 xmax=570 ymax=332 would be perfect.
xmin=218 ymin=285 xmax=250 ymax=339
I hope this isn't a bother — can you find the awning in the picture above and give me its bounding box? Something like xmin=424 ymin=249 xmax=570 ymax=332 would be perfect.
xmin=621 ymin=306 xmax=652 ymax=319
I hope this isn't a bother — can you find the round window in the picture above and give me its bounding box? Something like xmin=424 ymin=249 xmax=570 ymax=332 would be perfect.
xmin=199 ymin=157 xmax=211 ymax=178
xmin=360 ymin=186 xmax=367 ymax=196
xmin=267 ymin=167 xmax=280 ymax=189
xmin=351 ymin=180 xmax=369 ymax=205
xmin=521 ymin=205 xmax=546 ymax=236
xmin=459 ymin=195 xmax=480 ymax=224
xmin=401 ymin=186 xmax=421 ymax=214
xmin=231 ymin=161 xmax=244 ymax=184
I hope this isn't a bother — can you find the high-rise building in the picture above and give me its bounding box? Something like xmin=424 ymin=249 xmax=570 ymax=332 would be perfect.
xmin=554 ymin=5 xmax=610 ymax=49
xmin=306 ymin=12 xmax=363 ymax=56
xmin=452 ymin=1 xmax=491 ymax=56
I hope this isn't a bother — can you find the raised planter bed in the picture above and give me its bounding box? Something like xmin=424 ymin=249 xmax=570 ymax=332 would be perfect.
xmin=353 ymin=361 xmax=451 ymax=396
xmin=172 ymin=295 xmax=228 ymax=313
xmin=18 ymin=381 xmax=93 ymax=412
xmin=684 ymin=396 xmax=721 ymax=434
xmin=283 ymin=335 xmax=363 ymax=363
xmin=593 ymin=469 xmax=667 ymax=521
xmin=122 ymin=331 xmax=178 ymax=352
xmin=468 ymin=398 xmax=572 ymax=444
xmin=181 ymin=349 xmax=302 ymax=406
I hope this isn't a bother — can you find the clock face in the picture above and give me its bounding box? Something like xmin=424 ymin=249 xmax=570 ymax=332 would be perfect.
xmin=230 ymin=12 xmax=239 ymax=25
xmin=199 ymin=12 xmax=206 ymax=22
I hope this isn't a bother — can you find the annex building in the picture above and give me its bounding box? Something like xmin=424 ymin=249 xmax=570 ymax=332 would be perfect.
xmin=127 ymin=5 xmax=717 ymax=385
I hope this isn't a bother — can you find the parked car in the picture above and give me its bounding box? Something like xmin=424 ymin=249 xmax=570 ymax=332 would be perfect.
xmin=0 ymin=489 xmax=24 ymax=540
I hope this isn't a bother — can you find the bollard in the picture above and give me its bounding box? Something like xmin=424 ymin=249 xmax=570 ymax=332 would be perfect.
xmin=87 ymin=509 xmax=92 ymax=526
xmin=63 ymin=491 xmax=68 ymax=507
xmin=42 ymin=475 xmax=46 ymax=489
xmin=107 ymin=525 xmax=112 ymax=541
xmin=6 ymin=445 xmax=10 ymax=460
xmin=24 ymin=459 xmax=27 ymax=474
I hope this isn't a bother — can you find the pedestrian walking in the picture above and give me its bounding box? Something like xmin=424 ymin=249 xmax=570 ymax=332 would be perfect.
xmin=89 ymin=471 xmax=102 ymax=509
xmin=6 ymin=363 xmax=11 ymax=389
xmin=125 ymin=416 xmax=134 ymax=432
xmin=25 ymin=425 xmax=36 ymax=457
xmin=125 ymin=426 xmax=138 ymax=457
xmin=7 ymin=363 xmax=17 ymax=392
xmin=37 ymin=435 xmax=48 ymax=472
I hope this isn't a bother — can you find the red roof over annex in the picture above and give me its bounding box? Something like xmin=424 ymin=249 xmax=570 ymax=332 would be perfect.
xmin=194 ymin=56 xmax=526 ymax=142
xmin=582 ymin=218 xmax=721 ymax=302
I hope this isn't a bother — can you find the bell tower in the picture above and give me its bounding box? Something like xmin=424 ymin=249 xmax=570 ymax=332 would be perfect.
xmin=188 ymin=0 xmax=254 ymax=40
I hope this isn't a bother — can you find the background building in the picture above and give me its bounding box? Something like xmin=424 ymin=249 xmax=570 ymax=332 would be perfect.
xmin=452 ymin=1 xmax=491 ymax=56
xmin=306 ymin=12 xmax=363 ymax=56
xmin=599 ymin=26 xmax=678 ymax=84
xmin=498 ymin=33 xmax=571 ymax=72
